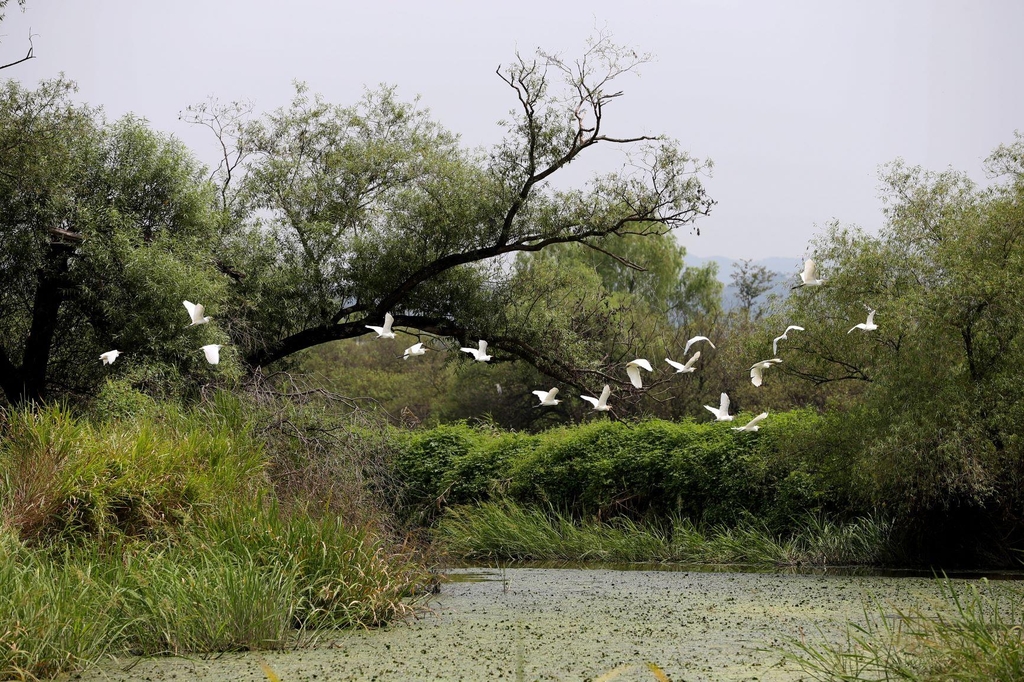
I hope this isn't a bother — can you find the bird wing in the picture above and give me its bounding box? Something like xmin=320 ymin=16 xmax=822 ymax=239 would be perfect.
xmin=598 ymin=385 xmax=611 ymax=407
xmin=202 ymin=345 xmax=221 ymax=364
xmin=581 ymin=395 xmax=600 ymax=408
xmin=547 ymin=387 xmax=559 ymax=399
xmin=532 ymin=390 xmax=548 ymax=401
xmin=801 ymin=259 xmax=816 ymax=283
xmin=787 ymin=325 xmax=805 ymax=333
xmin=683 ymin=336 xmax=705 ymax=355
xmin=683 ymin=351 xmax=701 ymax=369
xmin=847 ymin=325 xmax=859 ymax=334
xmin=866 ymin=310 xmax=875 ymax=325
xmin=720 ymin=392 xmax=730 ymax=413
xmin=460 ymin=347 xmax=476 ymax=357
xmin=665 ymin=358 xmax=685 ymax=371
xmin=382 ymin=312 xmax=394 ymax=334
xmin=745 ymin=412 xmax=769 ymax=429
xmin=772 ymin=335 xmax=784 ymax=355
xmin=704 ymin=404 xmax=720 ymax=417
xmin=750 ymin=365 xmax=763 ymax=386
xmin=631 ymin=358 xmax=653 ymax=372
xmin=366 ymin=325 xmax=384 ymax=335
xmin=478 ymin=339 xmax=488 ymax=354
xmin=183 ymin=300 xmax=197 ymax=321
xmin=626 ymin=364 xmax=643 ymax=389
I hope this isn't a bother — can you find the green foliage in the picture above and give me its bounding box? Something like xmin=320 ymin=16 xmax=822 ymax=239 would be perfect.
xmin=435 ymin=500 xmax=893 ymax=566
xmin=788 ymin=578 xmax=1024 ymax=681
xmin=185 ymin=38 xmax=715 ymax=395
xmin=0 ymin=401 xmax=426 ymax=679
xmin=394 ymin=412 xmax=839 ymax=529
xmin=0 ymin=78 xmax=226 ymax=404
xmin=769 ymin=137 xmax=1024 ymax=559
xmin=0 ymin=400 xmax=265 ymax=544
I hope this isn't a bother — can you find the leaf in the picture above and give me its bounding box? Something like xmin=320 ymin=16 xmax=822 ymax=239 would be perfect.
xmin=259 ymin=660 xmax=282 ymax=682
xmin=646 ymin=661 xmax=671 ymax=681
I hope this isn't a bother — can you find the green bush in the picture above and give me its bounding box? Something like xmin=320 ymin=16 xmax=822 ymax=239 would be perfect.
xmin=0 ymin=400 xmax=266 ymax=544
xmin=393 ymin=411 xmax=841 ymax=531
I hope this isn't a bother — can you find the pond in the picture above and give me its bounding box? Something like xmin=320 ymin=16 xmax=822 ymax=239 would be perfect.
xmin=82 ymin=566 xmax=979 ymax=681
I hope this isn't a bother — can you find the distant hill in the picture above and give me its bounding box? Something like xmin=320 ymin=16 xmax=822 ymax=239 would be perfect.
xmin=683 ymin=255 xmax=805 ymax=310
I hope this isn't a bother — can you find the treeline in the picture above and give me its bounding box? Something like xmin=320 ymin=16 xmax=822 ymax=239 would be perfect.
xmin=3 ymin=69 xmax=1024 ymax=569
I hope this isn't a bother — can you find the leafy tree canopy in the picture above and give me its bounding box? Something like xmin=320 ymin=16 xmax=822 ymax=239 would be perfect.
xmin=774 ymin=133 xmax=1024 ymax=525
xmin=191 ymin=35 xmax=715 ymax=398
xmin=0 ymin=79 xmax=225 ymax=404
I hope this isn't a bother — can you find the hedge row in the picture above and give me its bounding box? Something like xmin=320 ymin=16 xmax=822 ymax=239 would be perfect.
xmin=394 ymin=410 xmax=850 ymax=530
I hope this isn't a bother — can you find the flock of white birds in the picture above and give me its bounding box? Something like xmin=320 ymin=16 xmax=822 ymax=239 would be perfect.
xmin=98 ymin=260 xmax=874 ymax=432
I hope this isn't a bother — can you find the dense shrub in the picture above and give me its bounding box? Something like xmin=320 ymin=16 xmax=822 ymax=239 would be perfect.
xmin=394 ymin=410 xmax=845 ymax=531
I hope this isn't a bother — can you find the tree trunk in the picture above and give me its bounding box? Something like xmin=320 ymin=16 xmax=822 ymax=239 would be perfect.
xmin=16 ymin=241 xmax=74 ymax=403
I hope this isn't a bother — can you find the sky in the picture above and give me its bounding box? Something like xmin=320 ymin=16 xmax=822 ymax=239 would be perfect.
xmin=1 ymin=0 xmax=1022 ymax=260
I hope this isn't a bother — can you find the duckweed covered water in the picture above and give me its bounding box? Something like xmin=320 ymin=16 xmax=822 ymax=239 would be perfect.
xmin=84 ymin=567 xmax=956 ymax=681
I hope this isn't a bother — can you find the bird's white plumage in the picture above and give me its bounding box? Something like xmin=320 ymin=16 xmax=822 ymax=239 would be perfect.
xmin=402 ymin=342 xmax=426 ymax=359
xmin=460 ymin=339 xmax=492 ymax=362
xmin=532 ymin=387 xmax=561 ymax=406
xmin=581 ymin=385 xmax=612 ymax=411
xmin=201 ymin=344 xmax=222 ymax=365
xmin=749 ymin=358 xmax=782 ymax=387
xmin=100 ymin=350 xmax=120 ymax=365
xmin=683 ymin=335 xmax=716 ymax=356
xmin=732 ymin=411 xmax=769 ymax=432
xmin=665 ymin=351 xmax=700 ymax=374
xmin=625 ymin=358 xmax=653 ymax=388
xmin=703 ymin=392 xmax=733 ymax=421
xmin=772 ymin=325 xmax=805 ymax=355
xmin=366 ymin=312 xmax=396 ymax=339
xmin=796 ymin=259 xmax=826 ymax=287
xmin=183 ymin=300 xmax=211 ymax=326
xmin=848 ymin=310 xmax=878 ymax=334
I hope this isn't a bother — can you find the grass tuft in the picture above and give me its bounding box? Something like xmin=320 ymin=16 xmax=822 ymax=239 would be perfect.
xmin=788 ymin=578 xmax=1024 ymax=681
xmin=435 ymin=500 xmax=893 ymax=567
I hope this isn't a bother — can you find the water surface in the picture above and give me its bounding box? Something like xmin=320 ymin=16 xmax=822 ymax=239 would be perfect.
xmin=84 ymin=567 xmax=957 ymax=681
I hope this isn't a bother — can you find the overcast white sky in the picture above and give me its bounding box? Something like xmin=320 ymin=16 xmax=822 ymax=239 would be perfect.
xmin=2 ymin=1 xmax=1021 ymax=259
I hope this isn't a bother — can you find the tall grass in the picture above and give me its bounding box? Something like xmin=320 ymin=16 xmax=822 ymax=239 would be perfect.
xmin=0 ymin=400 xmax=266 ymax=544
xmin=0 ymin=402 xmax=427 ymax=680
xmin=435 ymin=500 xmax=894 ymax=566
xmin=788 ymin=578 xmax=1024 ymax=681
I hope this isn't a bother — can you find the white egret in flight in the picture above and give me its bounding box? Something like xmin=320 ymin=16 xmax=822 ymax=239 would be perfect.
xmin=183 ymin=300 xmax=211 ymax=326
xmin=626 ymin=358 xmax=654 ymax=388
xmin=772 ymin=326 xmax=805 ymax=355
xmin=750 ymin=358 xmax=782 ymax=387
xmin=402 ymin=342 xmax=426 ymax=359
xmin=665 ymin=351 xmax=700 ymax=374
xmin=581 ymin=385 xmax=613 ymax=412
xmin=201 ymin=344 xmax=223 ymax=365
xmin=848 ymin=310 xmax=878 ymax=334
xmin=460 ymin=340 xmax=492 ymax=362
xmin=100 ymin=350 xmax=121 ymax=365
xmin=532 ymin=387 xmax=561 ymax=407
xmin=704 ymin=392 xmax=733 ymax=421
xmin=365 ymin=312 xmax=396 ymax=339
xmin=732 ymin=412 xmax=769 ymax=432
xmin=793 ymin=259 xmax=826 ymax=288
xmin=683 ymin=335 xmax=716 ymax=356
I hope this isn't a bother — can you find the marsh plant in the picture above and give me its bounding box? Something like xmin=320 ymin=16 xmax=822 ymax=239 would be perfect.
xmin=436 ymin=500 xmax=894 ymax=567
xmin=0 ymin=402 xmax=425 ymax=680
xmin=788 ymin=578 xmax=1024 ymax=681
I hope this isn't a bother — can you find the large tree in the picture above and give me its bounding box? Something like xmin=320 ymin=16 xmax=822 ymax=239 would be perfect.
xmin=0 ymin=79 xmax=223 ymax=404
xmin=194 ymin=36 xmax=715 ymax=395
xmin=773 ymin=136 xmax=1024 ymax=559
